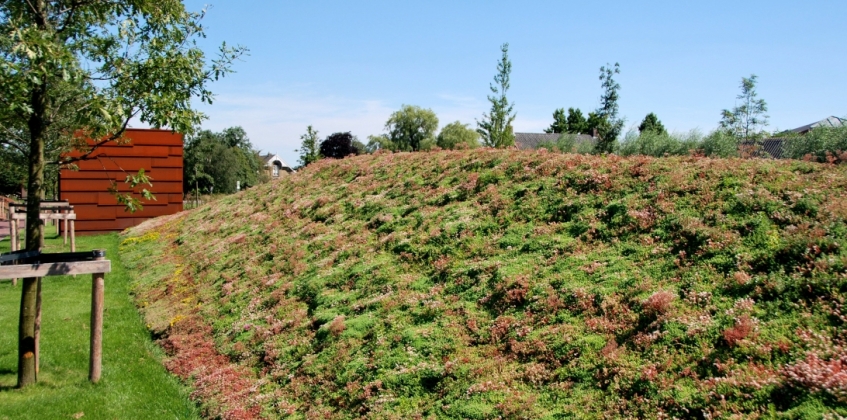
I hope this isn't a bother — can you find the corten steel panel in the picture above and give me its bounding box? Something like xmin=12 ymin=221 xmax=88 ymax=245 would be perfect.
xmin=63 ymin=145 xmax=131 ymax=158
xmin=64 ymin=179 xmax=183 ymax=194
xmin=60 ymin=128 xmax=184 ymax=232
xmin=147 ymin=181 xmax=182 ymax=193
xmin=95 ymin=193 xmax=117 ymax=206
xmin=145 ymin=167 xmax=183 ymax=182
xmin=75 ymin=157 xmax=153 ymax=172
xmin=115 ymin=203 xmax=181 ymax=218
xmin=122 ymin=129 xmax=183 ymax=146
xmin=151 ymin=156 xmax=183 ymax=168
xmin=63 ymin=167 xmax=182 ymax=182
xmin=62 ymin=180 xmax=122 ymax=192
xmin=60 ymin=170 xmax=127 ymax=180
xmin=59 ymin=192 xmax=99 ymax=204
xmin=97 ymin=192 xmax=164 ymax=206
xmin=63 ymin=129 xmax=183 ymax=149
xmin=72 ymin=220 xmax=120 ymax=232
xmin=75 ymin=218 xmax=146 ymax=232
xmin=79 ymin=145 xmax=172 ymax=158
xmin=73 ymin=205 xmax=117 ymax=220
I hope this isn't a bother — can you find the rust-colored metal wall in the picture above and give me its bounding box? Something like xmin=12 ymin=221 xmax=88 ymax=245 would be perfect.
xmin=60 ymin=128 xmax=184 ymax=234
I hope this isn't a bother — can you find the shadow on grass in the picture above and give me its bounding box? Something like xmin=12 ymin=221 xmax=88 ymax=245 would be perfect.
xmin=0 ymin=367 xmax=16 ymax=391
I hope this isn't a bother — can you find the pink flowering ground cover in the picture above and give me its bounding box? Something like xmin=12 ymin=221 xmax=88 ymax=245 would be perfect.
xmin=121 ymin=149 xmax=847 ymax=418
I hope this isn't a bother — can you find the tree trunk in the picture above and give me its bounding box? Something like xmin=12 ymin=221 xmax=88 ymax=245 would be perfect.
xmin=17 ymin=278 xmax=38 ymax=386
xmin=18 ymin=78 xmax=47 ymax=388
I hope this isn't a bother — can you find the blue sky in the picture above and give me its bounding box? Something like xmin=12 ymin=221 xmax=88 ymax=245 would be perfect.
xmin=170 ymin=1 xmax=847 ymax=166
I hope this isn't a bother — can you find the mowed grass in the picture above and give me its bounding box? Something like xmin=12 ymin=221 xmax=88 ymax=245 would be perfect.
xmin=0 ymin=228 xmax=199 ymax=420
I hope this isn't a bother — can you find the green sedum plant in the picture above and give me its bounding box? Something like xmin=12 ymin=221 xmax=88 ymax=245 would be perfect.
xmin=122 ymin=150 xmax=847 ymax=418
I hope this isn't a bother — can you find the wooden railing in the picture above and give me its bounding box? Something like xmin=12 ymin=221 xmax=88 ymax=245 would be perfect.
xmin=0 ymin=196 xmax=16 ymax=220
xmin=0 ymin=249 xmax=111 ymax=383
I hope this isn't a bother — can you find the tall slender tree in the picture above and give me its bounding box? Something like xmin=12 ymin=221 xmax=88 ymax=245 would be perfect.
xmin=720 ymin=74 xmax=769 ymax=142
xmin=595 ymin=62 xmax=624 ymax=153
xmin=0 ymin=0 xmax=244 ymax=387
xmin=297 ymin=125 xmax=321 ymax=167
xmin=477 ymin=43 xmax=516 ymax=148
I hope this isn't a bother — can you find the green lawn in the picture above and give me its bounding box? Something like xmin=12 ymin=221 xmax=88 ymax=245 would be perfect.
xmin=0 ymin=228 xmax=199 ymax=420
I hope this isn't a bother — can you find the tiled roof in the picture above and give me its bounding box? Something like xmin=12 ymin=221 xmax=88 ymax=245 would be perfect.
xmin=790 ymin=116 xmax=845 ymax=134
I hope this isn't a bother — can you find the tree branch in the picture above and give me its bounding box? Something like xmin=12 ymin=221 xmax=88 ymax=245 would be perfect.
xmin=57 ymin=109 xmax=136 ymax=165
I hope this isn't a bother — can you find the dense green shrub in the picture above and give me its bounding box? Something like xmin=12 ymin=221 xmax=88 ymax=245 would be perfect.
xmin=783 ymin=125 xmax=847 ymax=162
xmin=536 ymin=132 xmax=579 ymax=153
xmin=700 ymin=130 xmax=740 ymax=158
xmin=618 ymin=129 xmax=703 ymax=157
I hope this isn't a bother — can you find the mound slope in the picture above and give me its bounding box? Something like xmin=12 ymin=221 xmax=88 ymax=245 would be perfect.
xmin=121 ymin=150 xmax=847 ymax=418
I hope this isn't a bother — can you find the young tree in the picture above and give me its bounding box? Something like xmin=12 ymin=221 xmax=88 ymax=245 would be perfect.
xmin=477 ymin=43 xmax=516 ymax=148
xmin=638 ymin=113 xmax=667 ymax=136
xmin=320 ymin=132 xmax=357 ymax=159
xmin=720 ymin=74 xmax=769 ymax=142
xmin=595 ymin=62 xmax=624 ymax=153
xmin=0 ymin=0 xmax=244 ymax=387
xmin=385 ymin=105 xmax=439 ymax=151
xmin=297 ymin=125 xmax=321 ymax=167
xmin=437 ymin=121 xmax=480 ymax=149
xmin=545 ymin=108 xmax=568 ymax=134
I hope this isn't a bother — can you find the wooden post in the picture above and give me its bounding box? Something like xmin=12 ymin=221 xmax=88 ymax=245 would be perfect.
xmin=89 ymin=249 xmax=106 ymax=383
xmin=70 ymin=220 xmax=76 ymax=253
xmin=34 ymin=278 xmax=42 ymax=374
xmin=63 ymin=216 xmax=68 ymax=246
xmin=10 ymin=218 xmax=17 ymax=252
xmin=10 ymin=219 xmax=17 ymax=286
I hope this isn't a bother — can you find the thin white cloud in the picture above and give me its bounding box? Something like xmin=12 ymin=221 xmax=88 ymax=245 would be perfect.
xmin=190 ymin=92 xmax=396 ymax=165
xmin=131 ymin=87 xmax=567 ymax=166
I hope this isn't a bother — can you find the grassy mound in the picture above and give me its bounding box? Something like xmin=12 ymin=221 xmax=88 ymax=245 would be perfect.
xmin=121 ymin=150 xmax=847 ymax=418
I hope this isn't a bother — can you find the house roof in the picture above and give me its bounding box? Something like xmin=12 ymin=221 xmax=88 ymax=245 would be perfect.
xmin=790 ymin=116 xmax=845 ymax=134
xmin=261 ymin=153 xmax=292 ymax=167
xmin=261 ymin=153 xmax=295 ymax=172
xmin=514 ymin=132 xmax=595 ymax=150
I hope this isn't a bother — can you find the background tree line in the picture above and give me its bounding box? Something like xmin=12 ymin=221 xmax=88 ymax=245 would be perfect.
xmin=296 ymin=107 xmax=483 ymax=168
xmin=184 ymin=126 xmax=268 ymax=196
